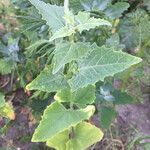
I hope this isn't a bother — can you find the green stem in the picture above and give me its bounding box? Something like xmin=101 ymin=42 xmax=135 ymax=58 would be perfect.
xmin=69 ymin=102 xmax=75 ymax=139
xmin=64 ymin=0 xmax=69 ymax=13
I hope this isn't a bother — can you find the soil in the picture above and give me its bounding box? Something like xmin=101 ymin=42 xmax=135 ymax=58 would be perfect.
xmin=0 ymin=74 xmax=150 ymax=150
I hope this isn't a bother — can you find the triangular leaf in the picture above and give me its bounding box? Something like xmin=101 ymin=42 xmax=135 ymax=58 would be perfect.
xmin=55 ymin=85 xmax=95 ymax=105
xmin=69 ymin=45 xmax=142 ymax=91
xmin=26 ymin=66 xmax=69 ymax=92
xmin=53 ymin=42 xmax=90 ymax=74
xmin=75 ymin=11 xmax=112 ymax=33
xmin=46 ymin=122 xmax=104 ymax=150
xmin=28 ymin=0 xmax=65 ymax=32
xmin=32 ymin=101 xmax=95 ymax=142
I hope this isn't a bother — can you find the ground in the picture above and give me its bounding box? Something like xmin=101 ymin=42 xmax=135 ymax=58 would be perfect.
xmin=0 ymin=74 xmax=149 ymax=150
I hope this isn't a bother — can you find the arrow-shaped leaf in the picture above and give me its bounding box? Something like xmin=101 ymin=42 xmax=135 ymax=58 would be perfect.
xmin=69 ymin=45 xmax=142 ymax=91
xmin=29 ymin=0 xmax=65 ymax=32
xmin=32 ymin=101 xmax=95 ymax=142
xmin=46 ymin=122 xmax=104 ymax=150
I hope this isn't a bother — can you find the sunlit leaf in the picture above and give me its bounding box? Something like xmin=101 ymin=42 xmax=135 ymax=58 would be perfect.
xmin=32 ymin=101 xmax=95 ymax=142
xmin=55 ymin=85 xmax=95 ymax=105
xmin=0 ymin=103 xmax=15 ymax=120
xmin=46 ymin=122 xmax=104 ymax=150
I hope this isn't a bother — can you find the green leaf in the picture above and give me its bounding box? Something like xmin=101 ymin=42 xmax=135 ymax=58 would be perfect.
xmin=100 ymin=107 xmax=117 ymax=129
xmin=70 ymin=0 xmax=83 ymax=13
xmin=46 ymin=122 xmax=104 ymax=150
xmin=113 ymin=91 xmax=134 ymax=105
xmin=28 ymin=0 xmax=65 ymax=32
xmin=80 ymin=0 xmax=111 ymax=11
xmin=64 ymin=10 xmax=76 ymax=26
xmin=32 ymin=101 xmax=95 ymax=142
xmin=0 ymin=92 xmax=5 ymax=108
xmin=66 ymin=122 xmax=103 ymax=150
xmin=50 ymin=26 xmax=75 ymax=42
xmin=0 ymin=59 xmax=13 ymax=75
xmin=54 ymin=89 xmax=71 ymax=103
xmin=69 ymin=45 xmax=142 ymax=91
xmin=49 ymin=11 xmax=111 ymax=41
xmin=96 ymin=0 xmax=111 ymax=11
xmin=79 ymin=1 xmax=130 ymax=19
xmin=26 ymin=66 xmax=69 ymax=92
xmin=55 ymin=85 xmax=95 ymax=105
xmin=119 ymin=9 xmax=150 ymax=50
xmin=104 ymin=2 xmax=129 ymax=19
xmin=0 ymin=103 xmax=15 ymax=120
xmin=53 ymin=42 xmax=90 ymax=74
xmin=75 ymin=11 xmax=112 ymax=33
xmin=46 ymin=130 xmax=69 ymax=150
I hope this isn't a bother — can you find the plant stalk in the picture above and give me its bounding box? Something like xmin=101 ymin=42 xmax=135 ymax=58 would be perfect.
xmin=64 ymin=0 xmax=69 ymax=13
